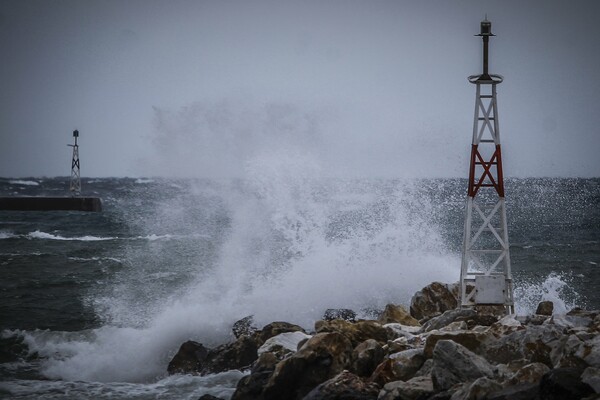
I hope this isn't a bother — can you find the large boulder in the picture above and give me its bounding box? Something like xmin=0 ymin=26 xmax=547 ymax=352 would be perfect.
xmin=233 ymin=315 xmax=258 ymax=338
xmin=257 ymin=331 xmax=312 ymax=359
xmin=378 ymin=376 xmax=435 ymax=400
xmin=351 ymin=339 xmax=385 ymax=377
xmin=202 ymin=335 xmax=261 ymax=374
xmin=431 ymin=340 xmax=494 ymax=392
xmin=389 ymin=348 xmax=426 ymax=382
xmin=507 ymin=362 xmax=550 ymax=385
xmin=536 ymin=301 xmax=554 ymax=316
xmin=167 ymin=340 xmax=209 ymax=374
xmin=424 ymin=330 xmax=490 ymax=358
xmin=410 ymin=282 xmax=458 ymax=321
xmin=378 ymin=304 xmax=420 ymax=327
xmin=538 ymin=367 xmax=594 ymax=400
xmin=421 ymin=309 xmax=476 ymax=332
xmin=483 ymin=324 xmax=564 ymax=367
xmin=314 ymin=319 xmax=391 ymax=347
xmin=262 ymin=332 xmax=353 ymax=400
xmin=581 ymin=367 xmax=600 ymax=393
xmin=486 ymin=383 xmax=540 ymax=400
xmin=449 ymin=377 xmax=503 ymax=400
xmin=302 ymin=370 xmax=379 ymax=400
xmin=259 ymin=321 xmax=306 ymax=343
xmin=231 ymin=352 xmax=279 ymax=400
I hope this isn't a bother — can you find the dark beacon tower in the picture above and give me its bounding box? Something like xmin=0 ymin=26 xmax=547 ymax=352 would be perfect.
xmin=459 ymin=18 xmax=514 ymax=314
xmin=68 ymin=129 xmax=81 ymax=196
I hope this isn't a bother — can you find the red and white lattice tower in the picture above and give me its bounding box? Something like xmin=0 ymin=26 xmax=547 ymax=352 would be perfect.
xmin=460 ymin=18 xmax=514 ymax=314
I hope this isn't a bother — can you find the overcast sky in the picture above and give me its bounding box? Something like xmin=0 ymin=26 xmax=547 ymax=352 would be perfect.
xmin=0 ymin=0 xmax=599 ymax=178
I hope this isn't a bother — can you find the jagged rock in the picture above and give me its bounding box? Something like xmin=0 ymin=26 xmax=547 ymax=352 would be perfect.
xmin=231 ymin=352 xmax=279 ymax=400
xmin=581 ymin=367 xmax=600 ymax=393
xmin=410 ymin=282 xmax=459 ymax=321
xmin=323 ymin=309 xmax=357 ymax=322
xmin=431 ymin=340 xmax=494 ymax=392
xmin=486 ymin=382 xmax=540 ymax=400
xmin=440 ymin=321 xmax=468 ymax=332
xmin=389 ymin=348 xmax=426 ymax=381
xmin=424 ymin=330 xmax=489 ymax=358
xmin=414 ymin=358 xmax=433 ymax=377
xmin=463 ymin=313 xmax=500 ymax=329
xmin=262 ymin=332 xmax=353 ymax=400
xmin=352 ymin=339 xmax=385 ymax=377
xmin=516 ymin=314 xmax=549 ymax=326
xmin=257 ymin=331 xmax=312 ymax=359
xmin=378 ymin=304 xmax=421 ymax=326
xmin=202 ymin=335 xmax=260 ymax=374
xmin=548 ymin=314 xmax=595 ymax=331
xmin=538 ymin=367 xmax=594 ymax=400
xmin=449 ymin=377 xmax=503 ymax=400
xmin=302 ymin=370 xmax=379 ymax=400
xmin=167 ymin=340 xmax=209 ymax=374
xmin=259 ymin=321 xmax=306 ymax=343
xmin=487 ymin=314 xmax=525 ymax=338
xmin=551 ymin=333 xmax=592 ymax=370
xmin=385 ymin=337 xmax=412 ymax=354
xmin=483 ymin=324 xmax=564 ymax=367
xmin=198 ymin=395 xmax=224 ymax=400
xmin=378 ymin=376 xmax=435 ymax=400
xmin=422 ymin=309 xmax=477 ymax=332
xmin=314 ymin=319 xmax=391 ymax=347
xmin=383 ymin=323 xmax=421 ymax=337
xmin=368 ymin=359 xmax=395 ymax=387
xmin=233 ymin=315 xmax=258 ymax=338
xmin=507 ymin=362 xmax=550 ymax=385
xmin=536 ymin=301 xmax=554 ymax=316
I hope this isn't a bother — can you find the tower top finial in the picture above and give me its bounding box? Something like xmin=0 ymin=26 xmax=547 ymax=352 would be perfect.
xmin=477 ymin=16 xmax=494 ymax=36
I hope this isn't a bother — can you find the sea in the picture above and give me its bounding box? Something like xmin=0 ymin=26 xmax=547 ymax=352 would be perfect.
xmin=0 ymin=176 xmax=598 ymax=399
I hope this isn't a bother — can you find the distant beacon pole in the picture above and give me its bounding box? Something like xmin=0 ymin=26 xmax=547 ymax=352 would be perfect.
xmin=68 ymin=130 xmax=81 ymax=196
xmin=460 ymin=18 xmax=514 ymax=314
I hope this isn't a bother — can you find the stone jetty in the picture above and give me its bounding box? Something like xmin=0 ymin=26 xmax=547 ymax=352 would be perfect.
xmin=169 ymin=282 xmax=600 ymax=400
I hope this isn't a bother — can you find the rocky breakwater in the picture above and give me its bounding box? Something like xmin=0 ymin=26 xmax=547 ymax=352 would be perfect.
xmin=169 ymin=282 xmax=600 ymax=400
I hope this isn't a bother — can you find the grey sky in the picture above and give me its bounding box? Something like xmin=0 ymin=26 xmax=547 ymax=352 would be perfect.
xmin=0 ymin=0 xmax=599 ymax=178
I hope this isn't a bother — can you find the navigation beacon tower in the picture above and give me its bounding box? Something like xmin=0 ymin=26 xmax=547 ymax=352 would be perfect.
xmin=68 ymin=129 xmax=81 ymax=196
xmin=460 ymin=18 xmax=514 ymax=314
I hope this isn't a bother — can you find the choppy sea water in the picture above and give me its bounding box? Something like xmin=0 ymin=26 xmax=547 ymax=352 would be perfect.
xmin=0 ymin=176 xmax=598 ymax=399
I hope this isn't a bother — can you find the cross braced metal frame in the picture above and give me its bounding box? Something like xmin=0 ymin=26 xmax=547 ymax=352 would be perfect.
xmin=460 ymin=81 xmax=514 ymax=314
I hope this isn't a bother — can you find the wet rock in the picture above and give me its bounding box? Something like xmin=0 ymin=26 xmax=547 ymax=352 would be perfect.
xmin=259 ymin=321 xmax=305 ymax=343
xmin=378 ymin=375 xmax=434 ymax=400
xmin=507 ymin=362 xmax=550 ymax=385
xmin=389 ymin=348 xmax=426 ymax=381
xmin=424 ymin=330 xmax=489 ymax=358
xmin=257 ymin=331 xmax=312 ymax=359
xmin=315 ymin=319 xmax=391 ymax=347
xmin=202 ymin=335 xmax=260 ymax=374
xmin=486 ymin=382 xmax=540 ymax=400
xmin=262 ymin=332 xmax=353 ymax=400
xmin=581 ymin=367 xmax=600 ymax=393
xmin=233 ymin=315 xmax=258 ymax=338
xmin=462 ymin=313 xmax=500 ymax=329
xmin=487 ymin=314 xmax=525 ymax=338
xmin=431 ymin=340 xmax=494 ymax=392
xmin=167 ymin=340 xmax=209 ymax=374
xmin=538 ymin=367 xmax=594 ymax=400
xmin=198 ymin=395 xmax=224 ymax=400
xmin=368 ymin=359 xmax=395 ymax=387
xmin=231 ymin=352 xmax=279 ymax=400
xmin=422 ymin=309 xmax=477 ymax=332
xmin=352 ymin=339 xmax=385 ymax=377
xmin=449 ymin=377 xmax=503 ymax=400
xmin=483 ymin=324 xmax=564 ymax=367
xmin=378 ymin=303 xmax=420 ymax=326
xmin=323 ymin=308 xmax=356 ymax=322
xmin=302 ymin=370 xmax=379 ymax=400
xmin=384 ymin=323 xmax=421 ymax=337
xmin=536 ymin=301 xmax=554 ymax=316
xmin=410 ymin=282 xmax=459 ymax=321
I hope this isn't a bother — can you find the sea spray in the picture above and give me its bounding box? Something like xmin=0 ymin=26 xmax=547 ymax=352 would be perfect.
xmin=26 ymin=153 xmax=460 ymax=383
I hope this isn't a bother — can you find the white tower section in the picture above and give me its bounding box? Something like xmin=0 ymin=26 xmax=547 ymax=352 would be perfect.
xmin=68 ymin=130 xmax=81 ymax=196
xmin=460 ymin=19 xmax=514 ymax=314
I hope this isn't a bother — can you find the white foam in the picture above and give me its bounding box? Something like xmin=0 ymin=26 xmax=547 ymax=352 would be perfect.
xmin=8 ymin=180 xmax=39 ymax=186
xmin=27 ymin=230 xmax=116 ymax=241
xmin=0 ymin=231 xmax=16 ymax=239
xmin=514 ymin=272 xmax=580 ymax=315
